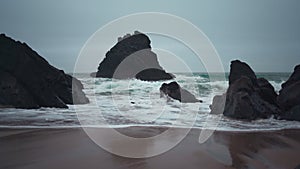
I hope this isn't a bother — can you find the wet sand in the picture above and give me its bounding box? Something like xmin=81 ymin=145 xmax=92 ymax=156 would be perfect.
xmin=0 ymin=127 xmax=300 ymax=169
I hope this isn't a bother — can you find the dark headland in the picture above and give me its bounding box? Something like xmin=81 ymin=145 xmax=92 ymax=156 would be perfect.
xmin=0 ymin=34 xmax=89 ymax=109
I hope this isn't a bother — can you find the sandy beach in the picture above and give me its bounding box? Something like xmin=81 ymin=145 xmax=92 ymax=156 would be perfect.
xmin=0 ymin=127 xmax=300 ymax=169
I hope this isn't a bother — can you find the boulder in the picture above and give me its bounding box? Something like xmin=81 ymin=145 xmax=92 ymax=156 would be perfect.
xmin=95 ymin=31 xmax=174 ymax=81
xmin=160 ymin=81 xmax=202 ymax=103
xmin=0 ymin=34 xmax=89 ymax=109
xmin=278 ymin=65 xmax=300 ymax=121
xmin=209 ymin=94 xmax=226 ymax=114
xmin=223 ymin=60 xmax=281 ymax=120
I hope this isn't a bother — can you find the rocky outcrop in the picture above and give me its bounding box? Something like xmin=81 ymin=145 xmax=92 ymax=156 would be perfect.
xmin=277 ymin=65 xmax=300 ymax=121
xmin=210 ymin=60 xmax=300 ymax=121
xmin=0 ymin=34 xmax=89 ymax=109
xmin=222 ymin=60 xmax=281 ymax=120
xmin=160 ymin=81 xmax=202 ymax=103
xmin=95 ymin=31 xmax=174 ymax=81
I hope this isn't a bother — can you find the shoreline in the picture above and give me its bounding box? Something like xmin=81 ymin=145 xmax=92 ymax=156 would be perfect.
xmin=1 ymin=126 xmax=300 ymax=169
xmin=0 ymin=124 xmax=300 ymax=132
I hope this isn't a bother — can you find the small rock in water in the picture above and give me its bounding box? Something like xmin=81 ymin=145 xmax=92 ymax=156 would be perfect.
xmin=160 ymin=81 xmax=202 ymax=103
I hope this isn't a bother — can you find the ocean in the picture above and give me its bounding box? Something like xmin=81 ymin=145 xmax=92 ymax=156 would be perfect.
xmin=1 ymin=72 xmax=300 ymax=131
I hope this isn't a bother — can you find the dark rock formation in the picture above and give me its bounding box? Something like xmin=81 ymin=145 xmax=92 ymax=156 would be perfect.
xmin=228 ymin=60 xmax=257 ymax=85
xmin=278 ymin=65 xmax=300 ymax=121
xmin=0 ymin=34 xmax=89 ymax=109
xmin=257 ymin=78 xmax=278 ymax=106
xmin=95 ymin=31 xmax=174 ymax=81
xmin=281 ymin=65 xmax=300 ymax=89
xmin=136 ymin=68 xmax=175 ymax=81
xmin=160 ymin=81 xmax=202 ymax=103
xmin=223 ymin=60 xmax=281 ymax=120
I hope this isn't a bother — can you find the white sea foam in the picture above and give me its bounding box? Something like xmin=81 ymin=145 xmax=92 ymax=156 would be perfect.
xmin=0 ymin=73 xmax=299 ymax=131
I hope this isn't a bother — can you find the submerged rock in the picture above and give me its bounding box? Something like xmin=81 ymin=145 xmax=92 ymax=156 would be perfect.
xmin=95 ymin=31 xmax=174 ymax=81
xmin=160 ymin=81 xmax=202 ymax=103
xmin=0 ymin=34 xmax=89 ymax=109
xmin=278 ymin=65 xmax=300 ymax=121
xmin=222 ymin=60 xmax=281 ymax=120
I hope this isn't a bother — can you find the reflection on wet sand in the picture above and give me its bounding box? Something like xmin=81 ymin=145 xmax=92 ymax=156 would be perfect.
xmin=0 ymin=127 xmax=299 ymax=169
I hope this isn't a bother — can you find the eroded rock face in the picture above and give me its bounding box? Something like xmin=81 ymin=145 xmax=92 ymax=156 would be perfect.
xmin=278 ymin=65 xmax=300 ymax=121
xmin=95 ymin=31 xmax=174 ymax=81
xmin=224 ymin=76 xmax=281 ymax=120
xmin=222 ymin=60 xmax=281 ymax=120
xmin=160 ymin=81 xmax=202 ymax=103
xmin=0 ymin=34 xmax=89 ymax=109
xmin=257 ymin=78 xmax=279 ymax=106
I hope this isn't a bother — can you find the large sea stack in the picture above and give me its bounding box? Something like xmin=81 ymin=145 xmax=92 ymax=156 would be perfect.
xmin=0 ymin=34 xmax=89 ymax=109
xmin=94 ymin=31 xmax=174 ymax=81
xmin=222 ymin=60 xmax=281 ymax=120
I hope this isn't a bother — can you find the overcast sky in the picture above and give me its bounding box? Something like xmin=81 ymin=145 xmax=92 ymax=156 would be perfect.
xmin=0 ymin=0 xmax=299 ymax=73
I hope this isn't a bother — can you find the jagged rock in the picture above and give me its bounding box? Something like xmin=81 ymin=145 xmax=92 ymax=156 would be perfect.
xmin=160 ymin=81 xmax=202 ymax=103
xmin=0 ymin=34 xmax=89 ymax=109
xmin=278 ymin=65 xmax=300 ymax=121
xmin=95 ymin=31 xmax=174 ymax=81
xmin=223 ymin=60 xmax=281 ymax=120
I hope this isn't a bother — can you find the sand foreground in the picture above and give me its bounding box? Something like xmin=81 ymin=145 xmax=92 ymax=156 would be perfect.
xmin=0 ymin=127 xmax=300 ymax=169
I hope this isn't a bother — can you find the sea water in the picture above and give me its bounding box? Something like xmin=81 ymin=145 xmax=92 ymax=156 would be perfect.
xmin=1 ymin=73 xmax=300 ymax=131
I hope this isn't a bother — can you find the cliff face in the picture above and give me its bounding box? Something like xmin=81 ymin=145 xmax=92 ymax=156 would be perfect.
xmin=0 ymin=34 xmax=89 ymax=109
xmin=95 ymin=31 xmax=174 ymax=81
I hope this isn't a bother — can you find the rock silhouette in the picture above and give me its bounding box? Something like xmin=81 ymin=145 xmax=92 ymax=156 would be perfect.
xmin=0 ymin=34 xmax=89 ymax=109
xmin=95 ymin=31 xmax=174 ymax=81
xmin=222 ymin=60 xmax=281 ymax=120
xmin=210 ymin=60 xmax=300 ymax=121
xmin=160 ymin=81 xmax=202 ymax=103
xmin=278 ymin=65 xmax=300 ymax=121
